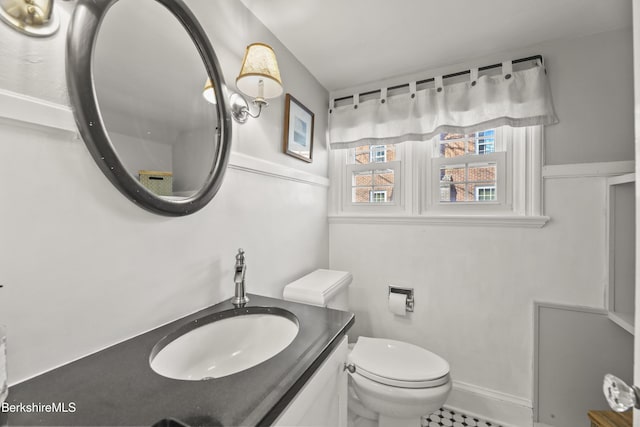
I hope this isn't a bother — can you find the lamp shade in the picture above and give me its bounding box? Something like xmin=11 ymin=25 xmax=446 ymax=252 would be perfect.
xmin=202 ymin=78 xmax=216 ymax=104
xmin=236 ymin=43 xmax=283 ymax=100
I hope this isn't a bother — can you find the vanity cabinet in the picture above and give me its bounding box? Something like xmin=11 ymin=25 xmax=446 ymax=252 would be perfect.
xmin=607 ymin=173 xmax=636 ymax=334
xmin=7 ymin=295 xmax=354 ymax=427
xmin=274 ymin=336 xmax=348 ymax=427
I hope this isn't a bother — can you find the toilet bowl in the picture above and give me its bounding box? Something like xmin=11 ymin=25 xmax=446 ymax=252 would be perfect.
xmin=347 ymin=337 xmax=451 ymax=427
xmin=283 ymin=269 xmax=451 ymax=427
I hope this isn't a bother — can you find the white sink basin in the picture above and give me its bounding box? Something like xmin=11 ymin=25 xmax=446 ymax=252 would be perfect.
xmin=150 ymin=309 xmax=299 ymax=380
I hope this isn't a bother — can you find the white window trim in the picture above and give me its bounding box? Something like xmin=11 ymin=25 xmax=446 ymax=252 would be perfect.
xmin=344 ymin=159 xmax=403 ymax=211
xmin=428 ymin=150 xmax=508 ymax=212
xmin=330 ymin=144 xmax=410 ymax=215
xmin=424 ymin=127 xmax=510 ymax=213
xmin=513 ymin=125 xmax=544 ymax=217
xmin=328 ymin=125 xmax=547 ymax=227
xmin=328 ymin=214 xmax=549 ymax=228
xmin=419 ymin=126 xmax=543 ymax=217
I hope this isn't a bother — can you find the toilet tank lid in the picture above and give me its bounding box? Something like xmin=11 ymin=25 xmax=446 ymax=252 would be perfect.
xmin=283 ymin=269 xmax=352 ymax=306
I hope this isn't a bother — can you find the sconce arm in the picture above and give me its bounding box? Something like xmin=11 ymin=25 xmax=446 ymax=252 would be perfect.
xmin=230 ymin=93 xmax=267 ymax=124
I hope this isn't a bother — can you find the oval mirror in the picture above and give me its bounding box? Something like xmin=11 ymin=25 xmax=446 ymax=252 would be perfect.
xmin=66 ymin=0 xmax=232 ymax=216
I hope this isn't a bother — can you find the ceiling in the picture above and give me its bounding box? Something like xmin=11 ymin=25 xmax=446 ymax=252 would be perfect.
xmin=240 ymin=0 xmax=632 ymax=92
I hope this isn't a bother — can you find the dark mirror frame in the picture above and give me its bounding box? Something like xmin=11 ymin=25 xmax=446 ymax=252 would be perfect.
xmin=66 ymin=0 xmax=232 ymax=216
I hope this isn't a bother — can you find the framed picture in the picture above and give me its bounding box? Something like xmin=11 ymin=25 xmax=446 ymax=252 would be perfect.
xmin=283 ymin=93 xmax=314 ymax=163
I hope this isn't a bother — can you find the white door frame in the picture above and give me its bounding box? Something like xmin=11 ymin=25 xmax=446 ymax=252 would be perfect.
xmin=633 ymin=0 xmax=640 ymax=425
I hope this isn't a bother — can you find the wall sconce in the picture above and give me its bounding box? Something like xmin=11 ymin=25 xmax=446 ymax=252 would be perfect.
xmin=231 ymin=42 xmax=283 ymax=123
xmin=201 ymin=42 xmax=283 ymax=123
xmin=0 ymin=0 xmax=59 ymax=37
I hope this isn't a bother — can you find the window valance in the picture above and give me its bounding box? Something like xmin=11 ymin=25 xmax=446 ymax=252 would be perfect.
xmin=328 ymin=60 xmax=558 ymax=149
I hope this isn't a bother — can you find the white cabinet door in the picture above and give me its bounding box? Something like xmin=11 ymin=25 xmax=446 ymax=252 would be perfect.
xmin=274 ymin=336 xmax=348 ymax=427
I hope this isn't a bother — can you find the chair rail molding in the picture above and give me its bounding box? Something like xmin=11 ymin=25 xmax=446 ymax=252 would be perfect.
xmin=0 ymin=89 xmax=329 ymax=188
xmin=542 ymin=161 xmax=635 ymax=179
xmin=0 ymin=88 xmax=76 ymax=133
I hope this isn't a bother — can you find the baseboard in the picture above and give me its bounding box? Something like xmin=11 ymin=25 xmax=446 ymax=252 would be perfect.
xmin=445 ymin=380 xmax=533 ymax=427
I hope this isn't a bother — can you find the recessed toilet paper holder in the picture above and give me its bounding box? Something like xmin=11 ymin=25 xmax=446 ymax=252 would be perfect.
xmin=389 ymin=286 xmax=414 ymax=312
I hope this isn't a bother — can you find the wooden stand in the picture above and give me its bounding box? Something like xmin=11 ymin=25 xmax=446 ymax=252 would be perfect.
xmin=588 ymin=410 xmax=632 ymax=427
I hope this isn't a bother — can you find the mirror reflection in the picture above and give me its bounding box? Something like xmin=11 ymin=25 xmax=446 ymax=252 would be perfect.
xmin=92 ymin=0 xmax=218 ymax=199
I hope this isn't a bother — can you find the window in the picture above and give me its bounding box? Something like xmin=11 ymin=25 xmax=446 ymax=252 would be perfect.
xmin=352 ymin=168 xmax=395 ymax=203
xmin=476 ymin=186 xmax=496 ymax=201
xmin=370 ymin=190 xmax=388 ymax=203
xmin=433 ymin=129 xmax=506 ymax=206
xmin=370 ymin=145 xmax=387 ymax=163
xmin=475 ymin=130 xmax=495 ymax=154
xmin=343 ymin=144 xmax=402 ymax=209
xmin=423 ymin=125 xmax=545 ymax=218
xmin=331 ymin=125 xmax=543 ymax=224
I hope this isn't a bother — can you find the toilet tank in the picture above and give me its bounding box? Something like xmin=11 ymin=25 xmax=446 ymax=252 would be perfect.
xmin=283 ymin=269 xmax=352 ymax=311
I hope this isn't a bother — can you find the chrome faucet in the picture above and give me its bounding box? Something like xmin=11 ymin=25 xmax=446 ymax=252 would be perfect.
xmin=231 ymin=248 xmax=249 ymax=306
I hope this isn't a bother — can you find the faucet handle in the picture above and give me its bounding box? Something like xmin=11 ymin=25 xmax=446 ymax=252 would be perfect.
xmin=236 ymin=248 xmax=245 ymax=264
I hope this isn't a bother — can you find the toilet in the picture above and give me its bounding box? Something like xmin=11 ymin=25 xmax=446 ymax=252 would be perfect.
xmin=283 ymin=269 xmax=451 ymax=427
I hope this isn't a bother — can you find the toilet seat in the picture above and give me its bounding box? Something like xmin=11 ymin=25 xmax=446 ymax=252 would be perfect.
xmin=348 ymin=337 xmax=450 ymax=389
xmin=354 ymin=366 xmax=449 ymax=388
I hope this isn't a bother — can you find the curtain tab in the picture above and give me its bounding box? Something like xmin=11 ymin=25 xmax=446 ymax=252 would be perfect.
xmin=353 ymin=93 xmax=360 ymax=109
xmin=536 ymin=57 xmax=547 ymax=74
xmin=409 ymin=82 xmax=417 ymax=99
xmin=329 ymin=98 xmax=335 ymax=114
xmin=435 ymin=76 xmax=444 ymax=92
xmin=380 ymin=87 xmax=388 ymax=104
xmin=470 ymin=68 xmax=478 ymax=87
xmin=502 ymin=61 xmax=513 ymax=80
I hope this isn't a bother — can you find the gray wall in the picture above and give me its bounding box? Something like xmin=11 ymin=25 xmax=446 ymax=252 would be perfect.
xmin=328 ymin=27 xmax=635 ymax=426
xmin=535 ymin=304 xmax=633 ymax=427
xmin=543 ymin=29 xmax=634 ymax=165
xmin=0 ymin=0 xmax=330 ymax=384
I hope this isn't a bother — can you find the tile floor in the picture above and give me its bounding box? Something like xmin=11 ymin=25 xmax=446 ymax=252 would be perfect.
xmin=422 ymin=408 xmax=502 ymax=427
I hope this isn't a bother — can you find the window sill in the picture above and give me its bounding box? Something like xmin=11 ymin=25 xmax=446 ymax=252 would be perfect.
xmin=328 ymin=214 xmax=550 ymax=228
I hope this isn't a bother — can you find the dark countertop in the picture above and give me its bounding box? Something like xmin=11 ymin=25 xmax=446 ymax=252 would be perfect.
xmin=6 ymin=294 xmax=354 ymax=426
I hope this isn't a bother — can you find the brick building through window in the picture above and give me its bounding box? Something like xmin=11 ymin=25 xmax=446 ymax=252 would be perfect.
xmin=337 ymin=125 xmax=541 ymax=217
xmin=438 ymin=130 xmax=497 ymax=202
xmin=350 ymin=145 xmax=397 ymax=203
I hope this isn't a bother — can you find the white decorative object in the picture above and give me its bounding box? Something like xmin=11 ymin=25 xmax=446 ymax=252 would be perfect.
xmin=329 ymin=60 xmax=558 ymax=149
xmin=388 ymin=292 xmax=407 ymax=316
